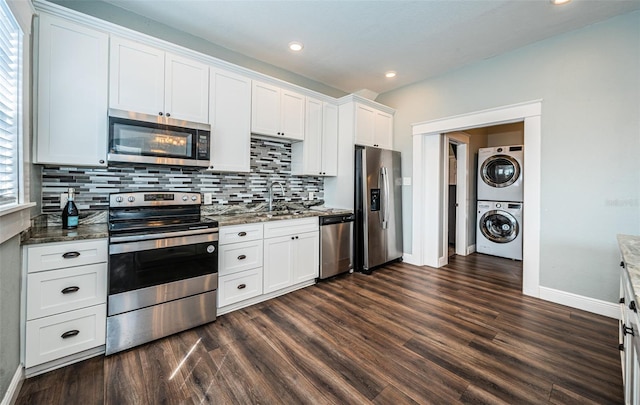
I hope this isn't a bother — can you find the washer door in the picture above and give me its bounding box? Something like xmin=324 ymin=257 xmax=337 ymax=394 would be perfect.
xmin=480 ymin=155 xmax=520 ymax=188
xmin=479 ymin=210 xmax=519 ymax=243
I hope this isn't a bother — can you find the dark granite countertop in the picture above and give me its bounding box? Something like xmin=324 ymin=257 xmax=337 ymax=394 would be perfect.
xmin=22 ymin=223 xmax=109 ymax=245
xmin=212 ymin=208 xmax=353 ymax=227
xmin=21 ymin=207 xmax=354 ymax=245
xmin=618 ymin=234 xmax=640 ymax=304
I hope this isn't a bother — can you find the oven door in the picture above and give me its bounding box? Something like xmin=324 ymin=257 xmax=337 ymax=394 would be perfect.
xmin=108 ymin=232 xmax=218 ymax=316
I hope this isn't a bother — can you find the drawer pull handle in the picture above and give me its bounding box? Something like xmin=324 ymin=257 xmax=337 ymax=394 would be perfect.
xmin=238 ymin=232 xmax=247 ymax=237
xmin=61 ymin=286 xmax=80 ymax=294
xmin=62 ymin=251 xmax=81 ymax=259
xmin=237 ymin=255 xmax=247 ymax=260
xmin=237 ymin=284 xmax=247 ymax=290
xmin=61 ymin=330 xmax=80 ymax=339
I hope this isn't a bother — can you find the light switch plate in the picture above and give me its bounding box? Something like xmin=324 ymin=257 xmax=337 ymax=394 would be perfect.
xmin=59 ymin=193 xmax=68 ymax=209
xmin=308 ymin=192 xmax=314 ymax=201
xmin=402 ymin=177 xmax=412 ymax=186
xmin=203 ymin=193 xmax=213 ymax=205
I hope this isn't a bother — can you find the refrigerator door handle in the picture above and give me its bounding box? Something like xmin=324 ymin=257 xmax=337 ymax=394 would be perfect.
xmin=381 ymin=166 xmax=390 ymax=229
xmin=362 ymin=149 xmax=369 ymax=268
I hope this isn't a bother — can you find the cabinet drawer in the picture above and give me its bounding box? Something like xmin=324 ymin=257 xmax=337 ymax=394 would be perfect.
xmin=26 ymin=239 xmax=107 ymax=273
xmin=25 ymin=304 xmax=106 ymax=368
xmin=264 ymin=217 xmax=318 ymax=238
xmin=27 ymin=263 xmax=107 ymax=320
xmin=219 ymin=223 xmax=263 ymax=245
xmin=219 ymin=240 xmax=263 ymax=276
xmin=218 ymin=268 xmax=263 ymax=307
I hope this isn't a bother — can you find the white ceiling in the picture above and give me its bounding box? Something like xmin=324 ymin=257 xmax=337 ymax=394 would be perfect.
xmin=100 ymin=0 xmax=640 ymax=96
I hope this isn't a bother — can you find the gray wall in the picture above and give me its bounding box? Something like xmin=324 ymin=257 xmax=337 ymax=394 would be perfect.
xmin=377 ymin=10 xmax=640 ymax=303
xmin=0 ymin=236 xmax=21 ymax=398
xmin=48 ymin=0 xmax=347 ymax=99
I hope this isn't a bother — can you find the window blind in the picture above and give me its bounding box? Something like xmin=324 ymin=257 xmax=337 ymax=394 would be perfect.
xmin=0 ymin=0 xmax=21 ymax=208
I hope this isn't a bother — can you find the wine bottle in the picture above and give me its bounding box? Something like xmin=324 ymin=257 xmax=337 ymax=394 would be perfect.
xmin=62 ymin=188 xmax=79 ymax=230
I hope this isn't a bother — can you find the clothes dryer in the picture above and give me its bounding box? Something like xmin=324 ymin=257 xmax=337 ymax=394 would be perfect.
xmin=477 ymin=145 xmax=523 ymax=202
xmin=476 ymin=200 xmax=522 ymax=260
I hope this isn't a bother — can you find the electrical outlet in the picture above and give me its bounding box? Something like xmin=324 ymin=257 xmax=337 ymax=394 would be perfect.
xmin=60 ymin=193 xmax=68 ymax=209
xmin=308 ymin=192 xmax=315 ymax=201
xmin=204 ymin=193 xmax=213 ymax=205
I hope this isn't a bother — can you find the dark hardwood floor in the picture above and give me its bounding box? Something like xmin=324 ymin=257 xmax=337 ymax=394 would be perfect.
xmin=16 ymin=253 xmax=623 ymax=404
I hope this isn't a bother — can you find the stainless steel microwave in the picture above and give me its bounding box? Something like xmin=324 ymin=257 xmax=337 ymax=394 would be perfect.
xmin=107 ymin=109 xmax=211 ymax=168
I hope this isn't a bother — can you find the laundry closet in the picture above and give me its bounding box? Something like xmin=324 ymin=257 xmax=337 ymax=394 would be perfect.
xmin=446 ymin=122 xmax=524 ymax=260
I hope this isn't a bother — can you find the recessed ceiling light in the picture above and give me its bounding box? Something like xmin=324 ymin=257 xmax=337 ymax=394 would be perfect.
xmin=288 ymin=41 xmax=303 ymax=52
xmin=385 ymin=71 xmax=397 ymax=78
xmin=550 ymin=0 xmax=571 ymax=5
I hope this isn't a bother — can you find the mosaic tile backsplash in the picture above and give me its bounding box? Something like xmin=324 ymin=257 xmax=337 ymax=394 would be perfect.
xmin=41 ymin=138 xmax=323 ymax=213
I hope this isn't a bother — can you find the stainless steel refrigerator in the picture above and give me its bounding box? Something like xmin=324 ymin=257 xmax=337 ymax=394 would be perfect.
xmin=354 ymin=146 xmax=403 ymax=273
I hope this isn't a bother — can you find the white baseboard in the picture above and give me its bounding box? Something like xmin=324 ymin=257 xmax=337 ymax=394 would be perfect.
xmin=539 ymin=286 xmax=619 ymax=319
xmin=401 ymin=253 xmax=419 ymax=265
xmin=467 ymin=244 xmax=476 ymax=255
xmin=1 ymin=365 xmax=23 ymax=405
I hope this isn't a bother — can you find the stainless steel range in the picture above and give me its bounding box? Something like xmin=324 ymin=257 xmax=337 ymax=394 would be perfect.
xmin=106 ymin=191 xmax=218 ymax=355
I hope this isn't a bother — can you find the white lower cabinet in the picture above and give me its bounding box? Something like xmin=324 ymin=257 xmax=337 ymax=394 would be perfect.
xmin=263 ymin=218 xmax=319 ymax=294
xmin=218 ymin=268 xmax=263 ymax=308
xmin=217 ymin=218 xmax=320 ymax=313
xmin=620 ymin=264 xmax=640 ymax=404
xmin=23 ymin=239 xmax=108 ymax=371
xmin=25 ymin=304 xmax=106 ymax=368
xmin=218 ymin=223 xmax=264 ymax=309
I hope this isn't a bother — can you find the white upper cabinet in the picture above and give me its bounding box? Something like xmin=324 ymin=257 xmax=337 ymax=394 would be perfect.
xmin=322 ymin=103 xmax=339 ymax=176
xmin=251 ymin=81 xmax=305 ymax=141
xmin=109 ymin=36 xmax=209 ymax=123
xmin=165 ymin=53 xmax=210 ymax=123
xmin=35 ymin=14 xmax=109 ymax=167
xmin=291 ymin=98 xmax=338 ymax=176
xmin=208 ymin=68 xmax=252 ymax=173
xmin=354 ymin=102 xmax=393 ymax=149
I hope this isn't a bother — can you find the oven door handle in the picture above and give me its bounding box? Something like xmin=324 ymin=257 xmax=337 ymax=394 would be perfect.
xmin=109 ymin=227 xmax=218 ymax=244
xmin=109 ymin=232 xmax=218 ymax=254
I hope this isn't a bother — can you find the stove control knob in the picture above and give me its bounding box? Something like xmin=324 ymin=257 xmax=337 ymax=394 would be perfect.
xmin=182 ymin=195 xmax=188 ymax=201
xmin=115 ymin=196 xmax=124 ymax=203
xmin=127 ymin=196 xmax=135 ymax=203
xmin=206 ymin=245 xmax=216 ymax=254
xmin=191 ymin=196 xmax=198 ymax=201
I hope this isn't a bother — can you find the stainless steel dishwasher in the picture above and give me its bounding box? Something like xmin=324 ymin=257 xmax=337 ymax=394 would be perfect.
xmin=319 ymin=214 xmax=354 ymax=279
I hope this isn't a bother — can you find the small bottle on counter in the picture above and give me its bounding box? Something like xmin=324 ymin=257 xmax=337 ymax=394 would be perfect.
xmin=61 ymin=188 xmax=79 ymax=230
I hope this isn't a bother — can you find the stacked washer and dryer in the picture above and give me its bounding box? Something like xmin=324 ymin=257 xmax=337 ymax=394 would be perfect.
xmin=476 ymin=145 xmax=524 ymax=260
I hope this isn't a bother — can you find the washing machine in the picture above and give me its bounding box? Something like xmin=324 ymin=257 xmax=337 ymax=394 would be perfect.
xmin=477 ymin=145 xmax=523 ymax=202
xmin=476 ymin=201 xmax=523 ymax=260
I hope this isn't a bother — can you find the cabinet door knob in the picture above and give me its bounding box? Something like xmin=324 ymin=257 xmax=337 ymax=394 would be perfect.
xmin=621 ymin=261 xmax=625 ymax=268
xmin=99 ymin=159 xmax=105 ymax=164
xmin=62 ymin=251 xmax=80 ymax=259
xmin=61 ymin=330 xmax=80 ymax=339
xmin=237 ymin=254 xmax=247 ymax=260
xmin=238 ymin=232 xmax=247 ymax=237
xmin=295 ymin=236 xmax=299 ymax=239
xmin=158 ymin=112 xmax=164 ymax=116
xmin=166 ymin=113 xmax=171 ymax=117
xmin=291 ymin=236 xmax=295 ymax=240
xmin=630 ymin=301 xmax=637 ymax=312
xmin=237 ymin=283 xmax=246 ymax=290
xmin=61 ymin=286 xmax=80 ymax=294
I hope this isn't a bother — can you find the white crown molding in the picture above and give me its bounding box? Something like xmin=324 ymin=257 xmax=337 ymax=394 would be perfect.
xmin=32 ymin=0 xmax=339 ymax=104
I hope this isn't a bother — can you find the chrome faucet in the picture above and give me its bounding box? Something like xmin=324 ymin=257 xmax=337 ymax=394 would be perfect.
xmin=268 ymin=181 xmax=285 ymax=212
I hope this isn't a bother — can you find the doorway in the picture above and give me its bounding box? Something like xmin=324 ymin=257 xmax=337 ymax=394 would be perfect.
xmin=411 ymin=100 xmax=541 ymax=297
xmin=442 ymin=132 xmax=470 ymax=261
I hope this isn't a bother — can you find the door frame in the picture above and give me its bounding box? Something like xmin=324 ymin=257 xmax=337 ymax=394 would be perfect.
xmin=411 ymin=100 xmax=541 ymax=297
xmin=443 ymin=132 xmax=470 ymax=261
